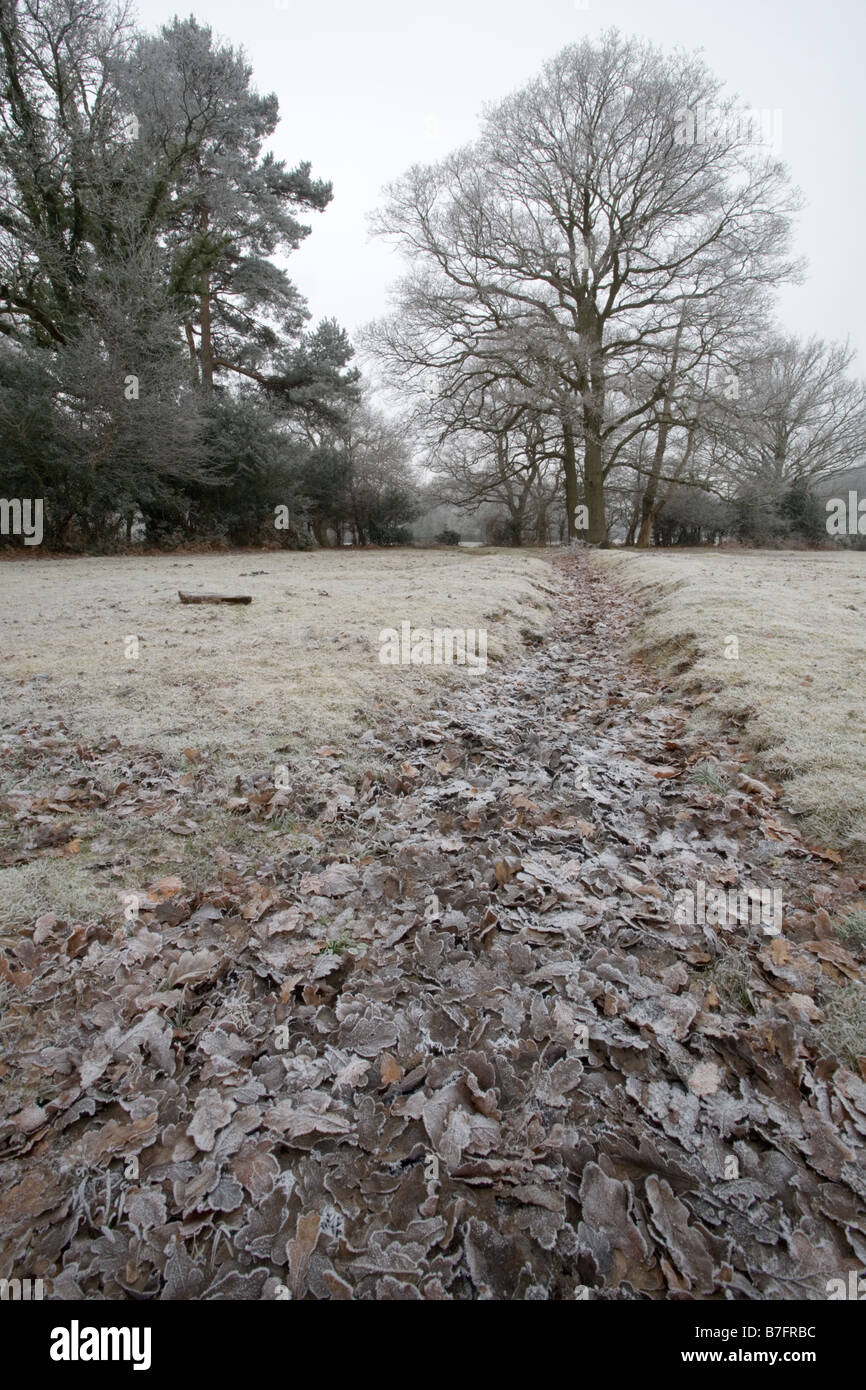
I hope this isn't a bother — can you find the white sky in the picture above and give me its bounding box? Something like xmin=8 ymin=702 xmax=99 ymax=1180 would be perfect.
xmin=135 ymin=0 xmax=866 ymax=366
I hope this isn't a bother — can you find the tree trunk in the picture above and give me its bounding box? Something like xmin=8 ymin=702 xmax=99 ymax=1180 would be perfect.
xmin=199 ymin=210 xmax=214 ymax=393
xmin=184 ymin=322 xmax=200 ymax=384
xmin=199 ymin=272 xmax=214 ymax=393
xmin=561 ymin=417 xmax=580 ymax=540
xmin=635 ymin=415 xmax=672 ymax=547
xmin=637 ymin=316 xmax=685 ymax=548
xmin=583 ymin=430 xmax=606 ymax=544
xmin=581 ymin=321 xmax=607 ymax=544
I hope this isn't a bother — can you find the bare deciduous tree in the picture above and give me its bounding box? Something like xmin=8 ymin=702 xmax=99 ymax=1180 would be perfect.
xmin=370 ymin=29 xmax=801 ymax=541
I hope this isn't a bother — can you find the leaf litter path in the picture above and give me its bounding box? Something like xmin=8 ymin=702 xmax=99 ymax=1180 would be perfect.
xmin=2 ymin=554 xmax=865 ymax=1300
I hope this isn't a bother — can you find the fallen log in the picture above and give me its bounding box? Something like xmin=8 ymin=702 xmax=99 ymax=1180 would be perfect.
xmin=178 ymin=591 xmax=252 ymax=605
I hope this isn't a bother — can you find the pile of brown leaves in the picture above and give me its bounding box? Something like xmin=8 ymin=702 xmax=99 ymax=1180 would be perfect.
xmin=1 ymin=556 xmax=864 ymax=1299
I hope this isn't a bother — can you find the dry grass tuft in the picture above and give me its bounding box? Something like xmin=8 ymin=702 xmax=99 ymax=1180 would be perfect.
xmin=0 ymin=859 xmax=119 ymax=931
xmin=818 ymin=983 xmax=866 ymax=1065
